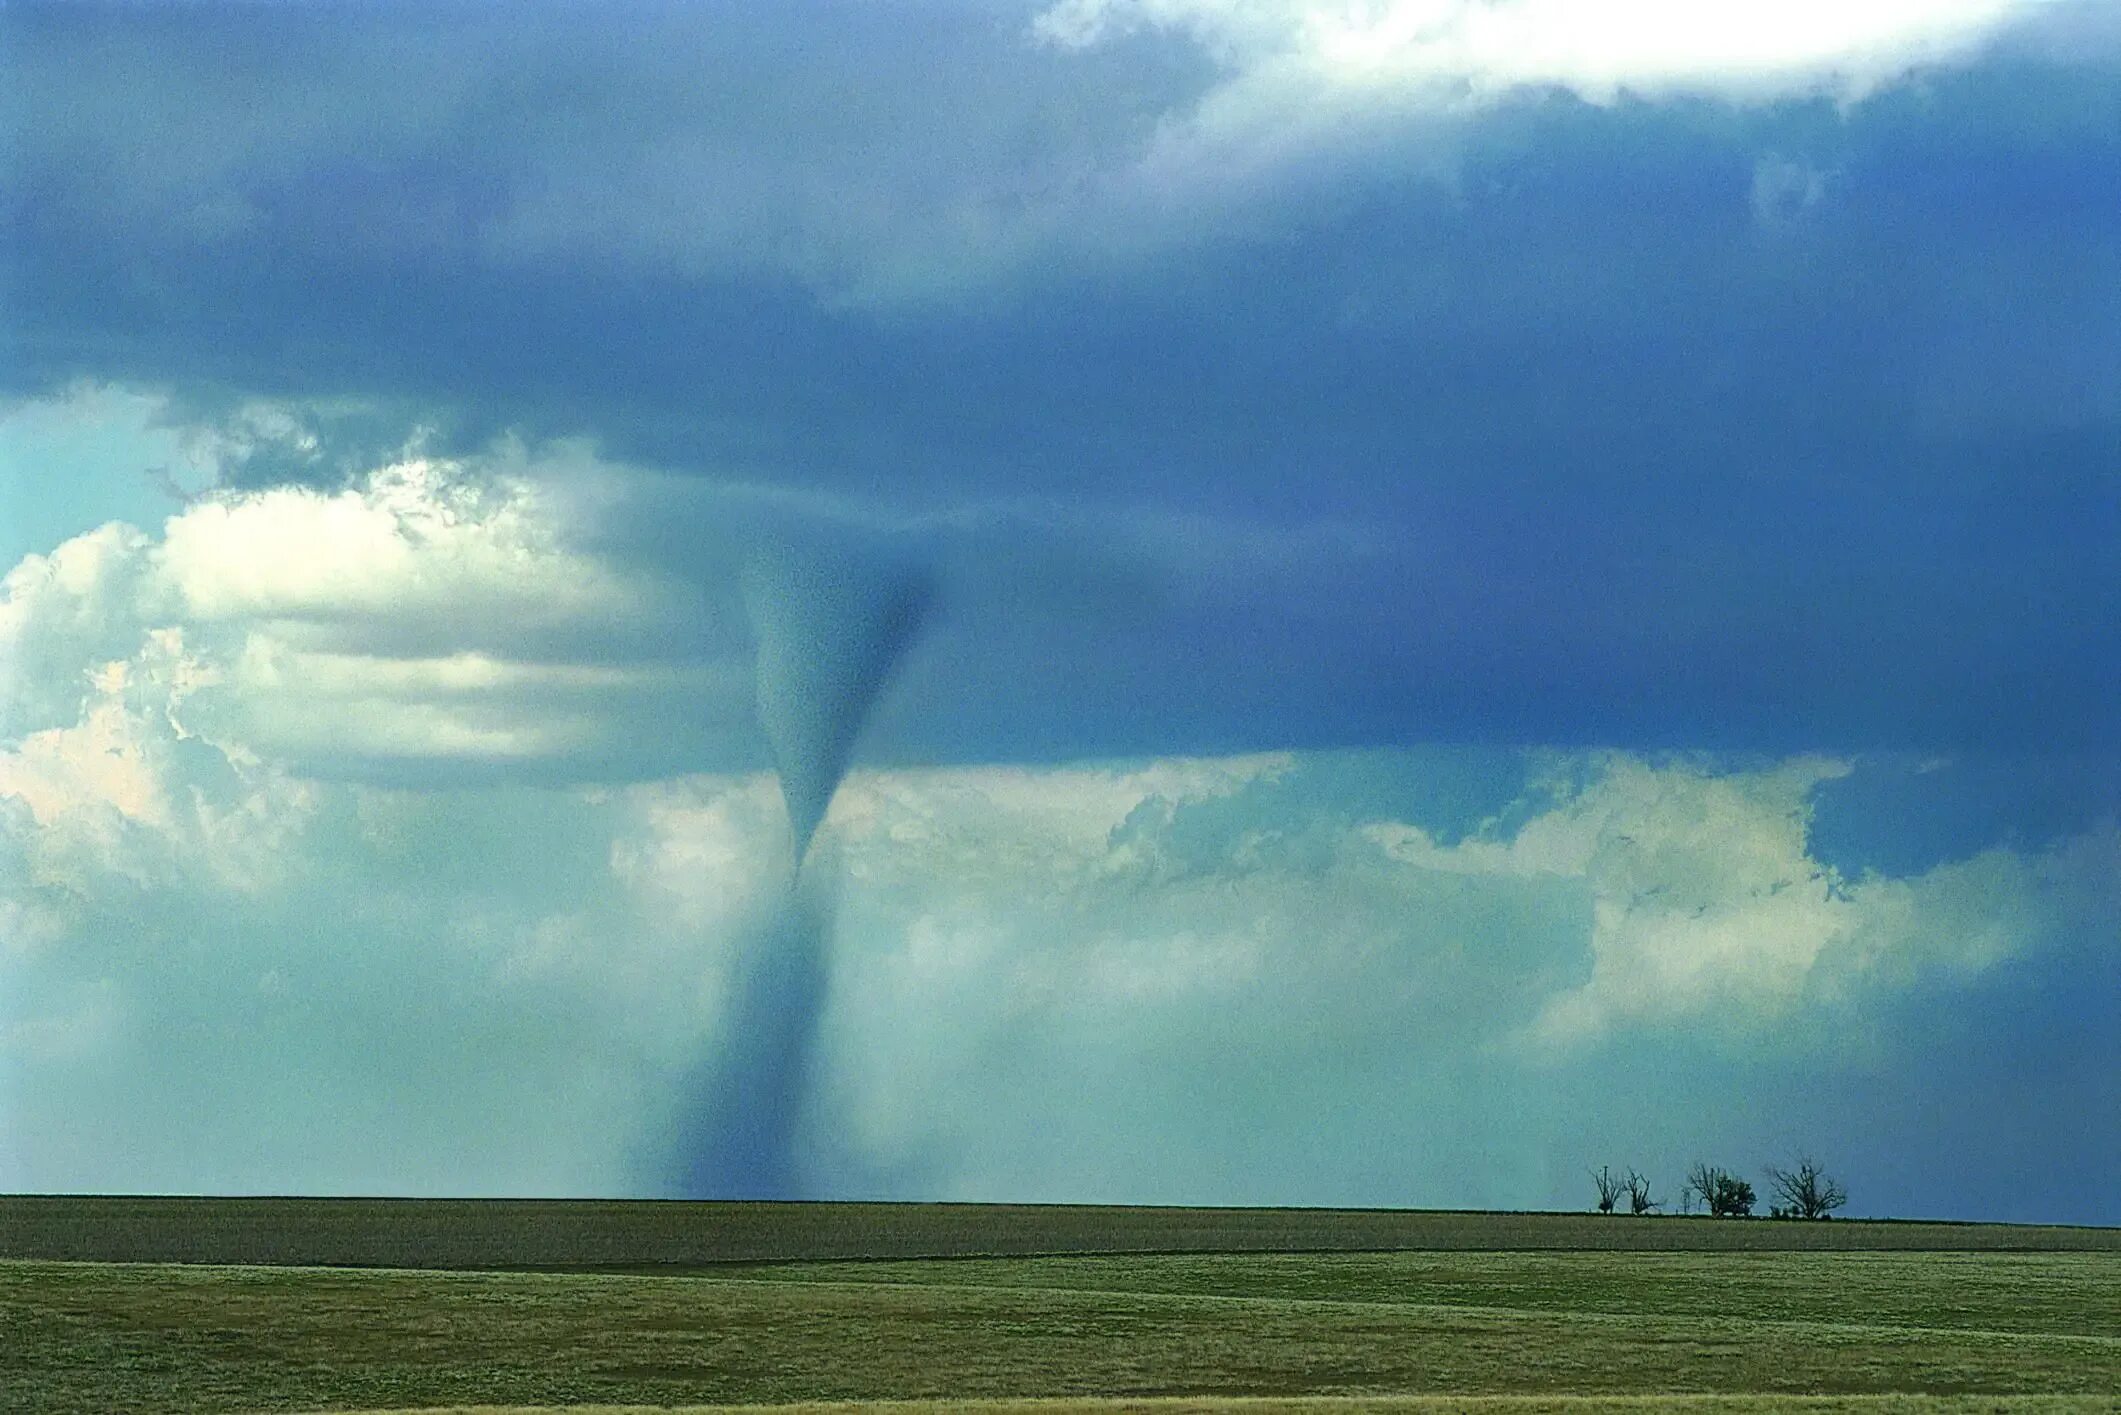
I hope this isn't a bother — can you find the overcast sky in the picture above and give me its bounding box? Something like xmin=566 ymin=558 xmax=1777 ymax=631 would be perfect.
xmin=2 ymin=0 xmax=2116 ymax=1220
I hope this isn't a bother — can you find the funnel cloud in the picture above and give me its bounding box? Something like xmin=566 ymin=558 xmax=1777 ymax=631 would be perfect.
xmin=667 ymin=539 xmax=932 ymax=1196
xmin=666 ymin=878 xmax=834 ymax=1198
xmin=744 ymin=543 xmax=933 ymax=857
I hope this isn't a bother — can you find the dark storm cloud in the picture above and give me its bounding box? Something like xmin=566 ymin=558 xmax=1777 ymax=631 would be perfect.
xmin=4 ymin=2 xmax=2117 ymax=761
xmin=1810 ymin=753 xmax=2121 ymax=878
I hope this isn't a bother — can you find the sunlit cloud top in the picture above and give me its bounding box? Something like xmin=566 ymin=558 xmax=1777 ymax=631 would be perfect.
xmin=1036 ymin=0 xmax=2037 ymax=102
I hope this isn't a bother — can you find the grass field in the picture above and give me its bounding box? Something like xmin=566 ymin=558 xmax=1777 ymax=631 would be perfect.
xmin=5 ymin=1196 xmax=2118 ymax=1269
xmin=246 ymin=1405 xmax=2121 ymax=1415
xmin=3 ymin=1200 xmax=2116 ymax=1414
xmin=267 ymin=1406 xmax=2121 ymax=1415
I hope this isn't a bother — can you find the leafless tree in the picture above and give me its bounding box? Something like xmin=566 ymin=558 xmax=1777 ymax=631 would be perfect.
xmin=1766 ymin=1156 xmax=1848 ymax=1220
xmin=1591 ymin=1164 xmax=1624 ymax=1215
xmin=1686 ymin=1162 xmax=1755 ymax=1218
xmin=1625 ymin=1169 xmax=1659 ymax=1215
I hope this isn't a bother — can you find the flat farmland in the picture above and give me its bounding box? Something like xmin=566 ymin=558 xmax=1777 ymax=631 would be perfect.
xmin=5 ymin=1196 xmax=2118 ymax=1270
xmin=2 ymin=1200 xmax=2116 ymax=1414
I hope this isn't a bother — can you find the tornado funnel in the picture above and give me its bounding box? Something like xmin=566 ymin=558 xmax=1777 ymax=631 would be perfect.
xmin=668 ymin=878 xmax=834 ymax=1198
xmin=743 ymin=541 xmax=932 ymax=858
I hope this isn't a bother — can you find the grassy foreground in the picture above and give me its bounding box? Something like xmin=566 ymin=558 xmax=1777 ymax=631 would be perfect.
xmin=312 ymin=1403 xmax=2121 ymax=1415
xmin=303 ymin=1408 xmax=2121 ymax=1415
xmin=5 ymin=1249 xmax=2117 ymax=1413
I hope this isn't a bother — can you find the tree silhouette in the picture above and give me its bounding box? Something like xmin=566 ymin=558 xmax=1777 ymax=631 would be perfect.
xmin=1685 ymin=1162 xmax=1755 ymax=1218
xmin=1591 ymin=1165 xmax=1624 ymax=1215
xmin=1766 ymin=1156 xmax=1847 ymax=1220
xmin=1625 ymin=1169 xmax=1659 ymax=1215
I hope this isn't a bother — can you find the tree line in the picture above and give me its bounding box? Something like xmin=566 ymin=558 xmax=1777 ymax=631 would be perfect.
xmin=1589 ymin=1155 xmax=1848 ymax=1219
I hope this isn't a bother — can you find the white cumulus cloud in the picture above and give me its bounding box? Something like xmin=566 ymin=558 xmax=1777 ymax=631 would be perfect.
xmin=1028 ymin=0 xmax=2052 ymax=242
xmin=1 ymin=446 xmax=755 ymax=785
xmin=1039 ymin=0 xmax=2032 ymax=102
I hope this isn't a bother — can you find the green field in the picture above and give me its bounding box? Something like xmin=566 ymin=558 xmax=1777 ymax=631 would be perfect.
xmin=3 ymin=1200 xmax=2117 ymax=1414
xmin=6 ymin=1197 xmax=2116 ymax=1269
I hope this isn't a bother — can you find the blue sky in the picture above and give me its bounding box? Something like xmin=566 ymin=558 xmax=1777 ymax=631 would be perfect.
xmin=1 ymin=1 xmax=2116 ymax=1220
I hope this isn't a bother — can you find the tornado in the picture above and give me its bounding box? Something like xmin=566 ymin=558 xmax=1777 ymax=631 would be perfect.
xmin=668 ymin=538 xmax=931 ymax=1197
xmin=744 ymin=544 xmax=933 ymax=858
xmin=667 ymin=877 xmax=835 ymax=1198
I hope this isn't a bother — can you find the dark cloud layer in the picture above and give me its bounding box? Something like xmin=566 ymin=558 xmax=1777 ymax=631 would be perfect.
xmin=1810 ymin=753 xmax=2121 ymax=878
xmin=5 ymin=3 xmax=2118 ymax=767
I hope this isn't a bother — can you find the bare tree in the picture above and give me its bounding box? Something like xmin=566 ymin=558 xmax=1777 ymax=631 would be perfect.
xmin=1766 ymin=1156 xmax=1847 ymax=1220
xmin=1685 ymin=1162 xmax=1755 ymax=1218
xmin=1591 ymin=1164 xmax=1624 ymax=1215
xmin=1625 ymin=1169 xmax=1659 ymax=1215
